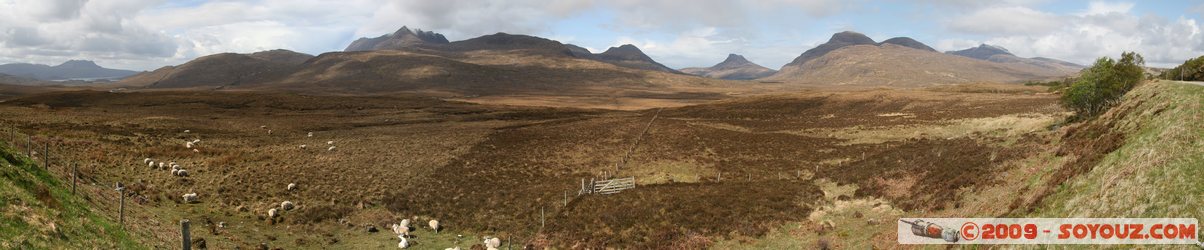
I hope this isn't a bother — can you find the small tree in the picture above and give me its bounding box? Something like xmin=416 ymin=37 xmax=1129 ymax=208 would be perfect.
xmin=1061 ymin=52 xmax=1144 ymax=118
xmin=1161 ymin=55 xmax=1204 ymax=80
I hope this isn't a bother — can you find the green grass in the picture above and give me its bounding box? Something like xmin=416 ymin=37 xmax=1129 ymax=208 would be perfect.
xmin=0 ymin=139 xmax=144 ymax=249
xmin=1031 ymin=81 xmax=1203 ymax=220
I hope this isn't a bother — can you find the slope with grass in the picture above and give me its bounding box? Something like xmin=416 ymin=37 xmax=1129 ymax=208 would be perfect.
xmin=0 ymin=140 xmax=142 ymax=249
xmin=1026 ymin=80 xmax=1203 ymax=219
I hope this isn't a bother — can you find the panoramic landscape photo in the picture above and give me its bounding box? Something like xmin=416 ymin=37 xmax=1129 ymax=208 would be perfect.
xmin=0 ymin=0 xmax=1202 ymax=249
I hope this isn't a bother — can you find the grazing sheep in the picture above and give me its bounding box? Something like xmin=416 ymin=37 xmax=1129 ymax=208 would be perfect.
xmin=176 ymin=169 xmax=189 ymax=177
xmin=429 ymin=220 xmax=440 ymax=234
xmin=327 ymin=146 xmax=336 ymax=151
xmin=260 ymin=125 xmax=267 ymax=129
xmin=192 ymin=139 xmax=201 ymax=144
xmin=184 ymin=130 xmax=191 ymax=133
xmin=171 ymin=164 xmax=181 ymax=170
xmin=182 ymin=193 xmax=198 ymax=203
xmin=483 ymin=237 xmax=501 ymax=250
xmin=300 ymin=145 xmax=307 ymax=150
xmin=171 ymin=169 xmax=179 ymax=176
xmin=148 ymin=161 xmax=155 ymax=168
xmin=397 ymin=237 xmax=409 ymax=249
xmin=307 ymin=132 xmax=313 ymax=137
xmin=287 ymin=183 xmax=297 ymax=191
xmin=158 ymin=162 xmax=165 ymax=170
xmin=143 ymin=158 xmax=152 ymax=164
xmin=268 ymin=129 xmax=273 ymax=135
xmin=268 ymin=208 xmax=278 ymax=218
xmin=186 ymin=141 xmax=194 ymax=148
xmin=280 ymin=201 xmax=295 ymax=211
xmin=326 ymin=141 xmax=334 ymax=145
xmin=400 ymin=219 xmax=410 ymax=229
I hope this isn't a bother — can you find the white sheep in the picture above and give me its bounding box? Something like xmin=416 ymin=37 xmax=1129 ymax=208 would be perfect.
xmin=400 ymin=219 xmax=411 ymax=229
xmin=307 ymin=132 xmax=313 ymax=137
xmin=287 ymin=183 xmax=297 ymax=191
xmin=268 ymin=208 xmax=278 ymax=218
xmin=158 ymin=162 xmax=165 ymax=170
xmin=184 ymin=130 xmax=191 ymax=133
xmin=280 ymin=201 xmax=295 ymax=211
xmin=176 ymin=169 xmax=189 ymax=177
xmin=192 ymin=139 xmax=201 ymax=144
xmin=148 ymin=161 xmax=155 ymax=168
xmin=327 ymin=146 xmax=336 ymax=151
xmin=171 ymin=169 xmax=179 ymax=176
xmin=186 ymin=141 xmax=194 ymax=148
xmin=429 ymin=220 xmax=440 ymax=234
xmin=143 ymin=158 xmax=152 ymax=164
xmin=397 ymin=237 xmax=409 ymax=249
xmin=483 ymin=237 xmax=501 ymax=250
xmin=326 ymin=141 xmax=334 ymax=145
xmin=299 ymin=144 xmax=307 ymax=150
xmin=260 ymin=125 xmax=267 ymax=129
xmin=182 ymin=193 xmax=198 ymax=203
xmin=171 ymin=164 xmax=181 ymax=170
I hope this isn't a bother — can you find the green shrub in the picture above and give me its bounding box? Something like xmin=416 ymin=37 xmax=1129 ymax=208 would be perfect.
xmin=1061 ymin=52 xmax=1145 ymax=118
xmin=1160 ymin=55 xmax=1204 ymax=80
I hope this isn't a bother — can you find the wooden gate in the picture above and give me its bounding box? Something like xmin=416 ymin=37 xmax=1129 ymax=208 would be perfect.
xmin=592 ymin=177 xmax=636 ymax=195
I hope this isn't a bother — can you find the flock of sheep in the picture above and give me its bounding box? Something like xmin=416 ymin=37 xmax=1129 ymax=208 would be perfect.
xmin=385 ymin=218 xmax=501 ymax=249
xmin=148 ymin=128 xmax=497 ymax=249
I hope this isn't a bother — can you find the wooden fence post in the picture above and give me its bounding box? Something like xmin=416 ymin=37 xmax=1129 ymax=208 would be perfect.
xmin=182 ymin=219 xmax=192 ymax=250
xmin=563 ymin=191 xmax=567 ymax=207
xmin=717 ymin=172 xmax=721 ymax=182
xmin=26 ymin=134 xmax=31 ymax=157
xmin=117 ymin=183 xmax=126 ymax=227
xmin=540 ymin=206 xmax=545 ymax=231
xmin=44 ymin=143 xmax=49 ymax=170
xmin=507 ymin=235 xmax=512 ymax=250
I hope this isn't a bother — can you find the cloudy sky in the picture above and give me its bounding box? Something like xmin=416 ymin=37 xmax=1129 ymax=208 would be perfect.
xmin=0 ymin=0 xmax=1202 ymax=71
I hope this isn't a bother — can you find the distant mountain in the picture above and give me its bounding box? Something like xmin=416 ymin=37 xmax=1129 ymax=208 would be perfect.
xmin=781 ymin=31 xmax=877 ymax=68
xmin=768 ymin=32 xmax=1077 ymax=86
xmin=444 ymin=32 xmax=578 ymax=56
xmin=119 ymin=50 xmax=313 ymax=88
xmin=946 ymin=44 xmax=1013 ymax=60
xmin=0 ymin=60 xmax=138 ymax=81
xmin=343 ymin=26 xmax=680 ymax=74
xmin=947 ymin=44 xmax=1083 ymax=74
xmin=587 ymin=44 xmax=680 ymax=73
xmin=344 ymin=26 xmax=450 ymax=51
xmin=680 ymin=54 xmax=777 ymax=80
xmin=118 ymin=45 xmax=725 ymax=96
xmin=878 ymin=37 xmax=936 ymax=52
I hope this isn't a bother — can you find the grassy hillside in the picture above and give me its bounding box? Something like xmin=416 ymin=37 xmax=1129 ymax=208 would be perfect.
xmin=1031 ymin=80 xmax=1203 ymax=218
xmin=0 ymin=139 xmax=142 ymax=249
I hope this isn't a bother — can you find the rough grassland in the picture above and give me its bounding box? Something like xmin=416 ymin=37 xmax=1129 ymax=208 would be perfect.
xmin=1032 ymin=81 xmax=1203 ymax=220
xmin=0 ymin=138 xmax=142 ymax=249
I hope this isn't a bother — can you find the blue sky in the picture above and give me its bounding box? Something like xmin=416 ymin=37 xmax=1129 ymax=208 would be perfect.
xmin=1 ymin=0 xmax=1202 ymax=70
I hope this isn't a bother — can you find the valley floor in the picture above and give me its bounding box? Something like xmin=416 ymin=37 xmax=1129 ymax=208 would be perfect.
xmin=0 ymin=82 xmax=1195 ymax=248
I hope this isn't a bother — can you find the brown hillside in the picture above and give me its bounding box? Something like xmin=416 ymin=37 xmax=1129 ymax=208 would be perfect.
xmin=767 ymin=44 xmax=1073 ymax=86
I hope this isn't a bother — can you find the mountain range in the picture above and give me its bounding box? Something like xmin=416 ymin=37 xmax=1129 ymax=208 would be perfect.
xmin=110 ymin=27 xmax=1084 ymax=94
xmin=764 ymin=31 xmax=1082 ymax=86
xmin=0 ymin=60 xmax=138 ymax=81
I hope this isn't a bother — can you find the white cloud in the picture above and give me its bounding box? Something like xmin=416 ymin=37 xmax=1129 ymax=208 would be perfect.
xmin=948 ymin=6 xmax=1063 ymax=36
xmin=949 ymin=3 xmax=1204 ymax=67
